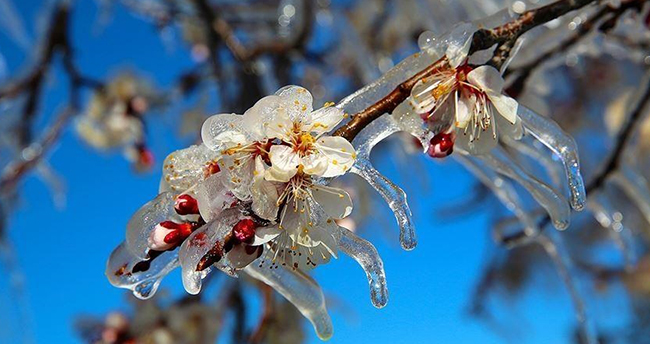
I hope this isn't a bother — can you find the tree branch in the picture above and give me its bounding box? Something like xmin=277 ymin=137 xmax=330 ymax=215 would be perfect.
xmin=505 ymin=0 xmax=645 ymax=97
xmin=333 ymin=0 xmax=601 ymax=141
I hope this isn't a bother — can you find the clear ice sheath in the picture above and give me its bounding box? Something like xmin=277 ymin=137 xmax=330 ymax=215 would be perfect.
xmin=244 ymin=258 xmax=334 ymax=340
xmin=338 ymin=226 xmax=388 ymax=308
xmin=518 ymin=105 xmax=586 ymax=211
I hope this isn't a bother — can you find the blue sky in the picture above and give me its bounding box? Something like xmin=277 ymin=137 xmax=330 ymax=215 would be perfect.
xmin=0 ymin=1 xmax=594 ymax=343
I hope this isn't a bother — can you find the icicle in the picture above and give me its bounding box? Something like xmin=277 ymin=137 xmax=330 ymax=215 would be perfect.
xmin=125 ymin=192 xmax=176 ymax=259
xmin=518 ymin=105 xmax=586 ymax=211
xmin=455 ymin=154 xmax=539 ymax=245
xmin=537 ymin=231 xmax=598 ymax=344
xmin=244 ymin=254 xmax=333 ymax=340
xmin=337 ymin=226 xmax=388 ymax=308
xmin=501 ymin=135 xmax=563 ymax=188
xmin=348 ymin=114 xmax=416 ymax=250
xmin=351 ymin=114 xmax=401 ymax=159
xmin=474 ymin=146 xmax=571 ymax=230
xmin=351 ymin=158 xmax=416 ymax=250
xmin=588 ymin=192 xmax=637 ymax=270
xmin=610 ymin=164 xmax=650 ymax=225
xmin=105 ymin=242 xmax=179 ymax=300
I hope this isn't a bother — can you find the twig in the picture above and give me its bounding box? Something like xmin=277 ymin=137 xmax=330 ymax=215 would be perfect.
xmin=586 ymin=80 xmax=650 ymax=194
xmin=333 ymin=0 xmax=601 ymax=141
xmin=505 ymin=0 xmax=645 ymax=97
xmin=0 ymin=107 xmax=75 ymax=192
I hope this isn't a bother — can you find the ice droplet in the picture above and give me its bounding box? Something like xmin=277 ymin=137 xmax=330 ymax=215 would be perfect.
xmin=337 ymin=226 xmax=388 ymax=308
xmin=105 ymin=242 xmax=179 ymax=300
xmin=245 ymin=253 xmax=333 ymax=340
xmin=518 ymin=105 xmax=586 ymax=211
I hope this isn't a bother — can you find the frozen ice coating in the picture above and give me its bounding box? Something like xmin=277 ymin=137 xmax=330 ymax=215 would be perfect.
xmin=244 ymin=255 xmax=334 ymax=340
xmin=125 ymin=191 xmax=177 ymax=260
xmin=334 ymin=50 xmax=436 ymax=116
xmin=588 ymin=192 xmax=637 ymax=270
xmin=160 ymin=144 xmax=220 ymax=193
xmin=538 ymin=232 xmax=598 ymax=344
xmin=517 ymin=105 xmax=586 ymax=211
xmin=352 ymin=158 xmax=417 ymax=250
xmin=194 ymin=173 xmax=236 ymax=222
xmin=474 ymin=146 xmax=571 ymax=230
xmin=337 ymin=227 xmax=388 ymax=308
xmin=201 ymin=113 xmax=245 ymax=152
xmin=456 ymin=155 xmax=539 ymax=243
xmin=106 ymin=242 xmax=179 ymax=300
xmin=179 ymin=210 xmax=242 ymax=294
xmin=611 ymin=164 xmax=650 ymax=225
xmin=351 ymin=114 xmax=401 ymax=159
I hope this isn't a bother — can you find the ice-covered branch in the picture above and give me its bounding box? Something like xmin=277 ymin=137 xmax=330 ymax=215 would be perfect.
xmin=333 ymin=0 xmax=601 ymax=141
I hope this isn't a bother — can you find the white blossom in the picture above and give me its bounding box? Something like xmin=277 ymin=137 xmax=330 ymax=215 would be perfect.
xmin=408 ymin=40 xmax=522 ymax=155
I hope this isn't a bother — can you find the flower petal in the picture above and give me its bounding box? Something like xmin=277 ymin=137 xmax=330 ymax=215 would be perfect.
xmin=467 ymin=65 xmax=505 ymax=93
xmin=311 ymin=185 xmax=353 ymax=219
xmin=301 ymin=151 xmax=329 ymax=176
xmin=445 ymin=23 xmax=475 ymax=68
xmin=251 ymin=226 xmax=282 ymax=245
xmin=455 ymin=92 xmax=472 ymax=129
xmin=275 ymin=85 xmax=314 ymax=121
xmin=304 ymin=106 xmax=345 ymax=135
xmin=455 ymin=122 xmax=498 ymax=155
xmin=487 ymin=90 xmax=518 ymax=124
xmin=262 ymin=104 xmax=294 ymax=142
xmin=242 ymin=94 xmax=282 ymax=139
xmin=314 ymin=136 xmax=356 ymax=178
xmin=266 ymin=145 xmax=300 ymax=182
xmin=251 ymin=156 xmax=280 ymax=221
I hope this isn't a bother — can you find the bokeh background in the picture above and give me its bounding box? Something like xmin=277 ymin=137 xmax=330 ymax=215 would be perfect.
xmin=1 ymin=0 xmax=646 ymax=343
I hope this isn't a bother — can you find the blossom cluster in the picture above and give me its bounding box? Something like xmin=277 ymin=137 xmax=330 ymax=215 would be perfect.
xmin=107 ymin=85 xmax=385 ymax=340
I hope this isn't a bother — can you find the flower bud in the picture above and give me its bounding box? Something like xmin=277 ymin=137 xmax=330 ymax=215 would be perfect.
xmin=174 ymin=194 xmax=200 ymax=215
xmin=232 ymin=219 xmax=257 ymax=244
xmin=148 ymin=221 xmax=194 ymax=251
xmin=427 ymin=131 xmax=455 ymax=158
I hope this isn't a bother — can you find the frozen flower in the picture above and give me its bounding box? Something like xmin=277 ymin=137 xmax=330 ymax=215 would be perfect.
xmin=262 ymin=87 xmax=356 ymax=182
xmin=201 ymin=85 xmax=357 ymax=199
xmin=75 ymin=73 xmax=156 ymax=171
xmin=408 ymin=40 xmax=522 ymax=156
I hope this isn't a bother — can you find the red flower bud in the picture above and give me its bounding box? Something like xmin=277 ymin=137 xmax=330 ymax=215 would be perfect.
xmin=174 ymin=194 xmax=200 ymax=215
xmin=427 ymin=131 xmax=455 ymax=158
xmin=232 ymin=219 xmax=257 ymax=244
